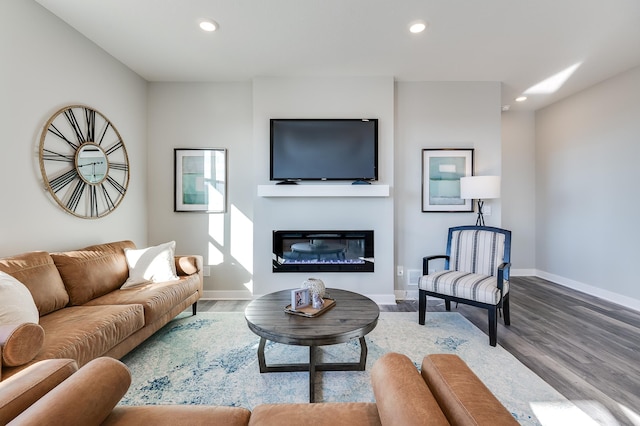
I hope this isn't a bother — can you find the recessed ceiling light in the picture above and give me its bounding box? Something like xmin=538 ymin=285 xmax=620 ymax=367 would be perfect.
xmin=515 ymin=96 xmax=527 ymax=102
xmin=199 ymin=19 xmax=218 ymax=32
xmin=409 ymin=20 xmax=427 ymax=34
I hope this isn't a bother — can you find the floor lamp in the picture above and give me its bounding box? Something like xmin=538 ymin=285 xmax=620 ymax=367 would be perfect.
xmin=460 ymin=176 xmax=501 ymax=226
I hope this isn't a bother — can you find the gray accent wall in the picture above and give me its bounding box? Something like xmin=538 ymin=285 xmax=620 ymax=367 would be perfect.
xmin=535 ymin=66 xmax=640 ymax=308
xmin=502 ymin=111 xmax=536 ymax=273
xmin=0 ymin=0 xmax=147 ymax=255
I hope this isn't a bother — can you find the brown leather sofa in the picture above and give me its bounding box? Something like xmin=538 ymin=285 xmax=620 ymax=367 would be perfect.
xmin=0 ymin=353 xmax=518 ymax=425
xmin=0 ymin=241 xmax=203 ymax=381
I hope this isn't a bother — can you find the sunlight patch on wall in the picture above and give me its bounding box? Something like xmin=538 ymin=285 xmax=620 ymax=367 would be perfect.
xmin=231 ymin=204 xmax=253 ymax=274
xmin=207 ymin=242 xmax=224 ymax=266
xmin=244 ymin=279 xmax=254 ymax=293
xmin=524 ymin=62 xmax=581 ymax=95
xmin=208 ymin=213 xmax=224 ymax=265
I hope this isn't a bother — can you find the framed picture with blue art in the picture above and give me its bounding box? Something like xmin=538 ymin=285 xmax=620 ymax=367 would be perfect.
xmin=174 ymin=148 xmax=227 ymax=213
xmin=421 ymin=148 xmax=473 ymax=212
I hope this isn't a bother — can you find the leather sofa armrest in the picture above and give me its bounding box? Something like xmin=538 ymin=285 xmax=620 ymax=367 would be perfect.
xmin=0 ymin=358 xmax=77 ymax=425
xmin=104 ymin=405 xmax=251 ymax=426
xmin=0 ymin=323 xmax=45 ymax=369
xmin=249 ymin=402 xmax=380 ymax=426
xmin=370 ymin=353 xmax=449 ymax=426
xmin=9 ymin=357 xmax=130 ymax=426
xmin=421 ymin=354 xmax=518 ymax=425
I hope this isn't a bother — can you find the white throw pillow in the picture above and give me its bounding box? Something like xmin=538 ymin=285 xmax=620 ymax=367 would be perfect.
xmin=0 ymin=271 xmax=39 ymax=324
xmin=122 ymin=241 xmax=179 ymax=288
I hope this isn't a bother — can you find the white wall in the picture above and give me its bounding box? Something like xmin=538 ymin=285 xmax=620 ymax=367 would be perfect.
xmin=0 ymin=0 xmax=148 ymax=256
xmin=535 ymin=66 xmax=640 ymax=308
xmin=252 ymin=77 xmax=395 ymax=302
xmin=501 ymin=111 xmax=536 ymax=273
xmin=394 ymin=82 xmax=502 ymax=295
xmin=147 ymin=83 xmax=254 ymax=297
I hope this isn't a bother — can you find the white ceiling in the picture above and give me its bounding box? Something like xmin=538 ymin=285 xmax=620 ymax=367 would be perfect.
xmin=34 ymin=0 xmax=640 ymax=111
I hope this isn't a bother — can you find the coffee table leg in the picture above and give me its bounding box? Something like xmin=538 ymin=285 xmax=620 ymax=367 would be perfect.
xmin=358 ymin=336 xmax=367 ymax=370
xmin=309 ymin=345 xmax=317 ymax=403
xmin=257 ymin=337 xmax=267 ymax=373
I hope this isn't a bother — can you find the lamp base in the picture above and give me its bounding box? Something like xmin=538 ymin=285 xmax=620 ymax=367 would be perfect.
xmin=475 ymin=199 xmax=486 ymax=226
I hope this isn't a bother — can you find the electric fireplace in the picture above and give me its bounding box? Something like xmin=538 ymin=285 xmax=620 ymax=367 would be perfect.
xmin=272 ymin=230 xmax=374 ymax=272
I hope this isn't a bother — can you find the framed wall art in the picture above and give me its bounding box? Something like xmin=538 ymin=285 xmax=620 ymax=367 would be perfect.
xmin=174 ymin=148 xmax=227 ymax=213
xmin=421 ymin=148 xmax=473 ymax=212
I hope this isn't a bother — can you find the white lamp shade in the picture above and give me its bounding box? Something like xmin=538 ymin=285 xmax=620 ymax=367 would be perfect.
xmin=460 ymin=176 xmax=501 ymax=200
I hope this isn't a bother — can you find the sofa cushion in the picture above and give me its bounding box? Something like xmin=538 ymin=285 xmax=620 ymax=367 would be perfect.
xmin=250 ymin=403 xmax=381 ymax=426
xmin=0 ymin=272 xmax=39 ymax=324
xmin=421 ymin=354 xmax=518 ymax=425
xmin=371 ymin=352 xmax=449 ymax=426
xmin=104 ymin=406 xmax=252 ymax=426
xmin=35 ymin=305 xmax=144 ymax=367
xmin=51 ymin=241 xmax=135 ymax=306
xmin=122 ymin=241 xmax=178 ymax=288
xmin=419 ymin=270 xmax=509 ymax=305
xmin=10 ymin=357 xmax=130 ymax=426
xmin=84 ymin=274 xmax=200 ymax=324
xmin=0 ymin=323 xmax=44 ymax=367
xmin=0 ymin=358 xmax=77 ymax=425
xmin=0 ymin=252 xmax=69 ymax=316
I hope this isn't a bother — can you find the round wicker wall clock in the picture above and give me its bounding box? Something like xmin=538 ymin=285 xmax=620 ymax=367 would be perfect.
xmin=39 ymin=105 xmax=129 ymax=218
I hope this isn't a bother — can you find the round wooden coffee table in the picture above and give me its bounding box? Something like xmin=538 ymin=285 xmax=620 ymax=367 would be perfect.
xmin=244 ymin=288 xmax=379 ymax=402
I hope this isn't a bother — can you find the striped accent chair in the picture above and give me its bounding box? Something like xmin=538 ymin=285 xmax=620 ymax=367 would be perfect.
xmin=418 ymin=226 xmax=512 ymax=346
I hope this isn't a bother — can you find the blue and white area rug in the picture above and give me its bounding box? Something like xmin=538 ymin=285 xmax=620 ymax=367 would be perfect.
xmin=120 ymin=311 xmax=568 ymax=425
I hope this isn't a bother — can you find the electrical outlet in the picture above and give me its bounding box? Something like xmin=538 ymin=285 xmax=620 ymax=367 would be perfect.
xmin=484 ymin=205 xmax=492 ymax=216
xmin=396 ymin=266 xmax=404 ymax=277
xmin=203 ymin=266 xmax=211 ymax=277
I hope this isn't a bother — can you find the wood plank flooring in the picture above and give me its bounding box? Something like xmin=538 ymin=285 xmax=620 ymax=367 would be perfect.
xmin=197 ymin=277 xmax=640 ymax=426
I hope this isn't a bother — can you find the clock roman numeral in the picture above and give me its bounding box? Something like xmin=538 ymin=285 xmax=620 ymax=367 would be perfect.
xmin=48 ymin=169 xmax=78 ymax=193
xmin=42 ymin=148 xmax=74 ymax=163
xmin=89 ymin=185 xmax=99 ymax=217
xmin=97 ymin=121 xmax=111 ymax=146
xmin=104 ymin=140 xmax=124 ymax=155
xmin=64 ymin=109 xmax=86 ymax=144
xmin=48 ymin=124 xmax=79 ymax=150
xmin=65 ymin=179 xmax=86 ymax=212
xmin=105 ymin=175 xmax=126 ymax=195
xmin=85 ymin=108 xmax=96 ymax=142
xmin=109 ymin=162 xmax=129 ymax=172
xmin=99 ymin=183 xmax=116 ymax=211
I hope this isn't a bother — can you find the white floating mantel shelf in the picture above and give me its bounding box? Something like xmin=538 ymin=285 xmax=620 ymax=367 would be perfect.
xmin=257 ymin=184 xmax=390 ymax=198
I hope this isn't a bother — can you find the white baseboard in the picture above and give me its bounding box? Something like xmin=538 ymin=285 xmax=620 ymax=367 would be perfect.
xmin=395 ymin=289 xmax=418 ymax=301
xmin=535 ymin=270 xmax=640 ymax=312
xmin=511 ymin=268 xmax=536 ymax=276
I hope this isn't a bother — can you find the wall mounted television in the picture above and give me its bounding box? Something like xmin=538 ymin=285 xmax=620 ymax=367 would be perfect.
xmin=270 ymin=118 xmax=378 ymax=182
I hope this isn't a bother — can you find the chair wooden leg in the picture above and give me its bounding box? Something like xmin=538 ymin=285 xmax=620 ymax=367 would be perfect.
xmin=503 ymin=294 xmax=511 ymax=326
xmin=444 ymin=300 xmax=451 ymax=311
xmin=192 ymin=301 xmax=197 ymax=316
xmin=418 ymin=290 xmax=426 ymax=325
xmin=488 ymin=307 xmax=497 ymax=347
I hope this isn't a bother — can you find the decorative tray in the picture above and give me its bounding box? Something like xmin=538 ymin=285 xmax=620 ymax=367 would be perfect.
xmin=284 ymin=298 xmax=336 ymax=317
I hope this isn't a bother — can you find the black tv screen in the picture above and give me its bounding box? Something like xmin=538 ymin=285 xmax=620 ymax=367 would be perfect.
xmin=270 ymin=119 xmax=378 ymax=182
